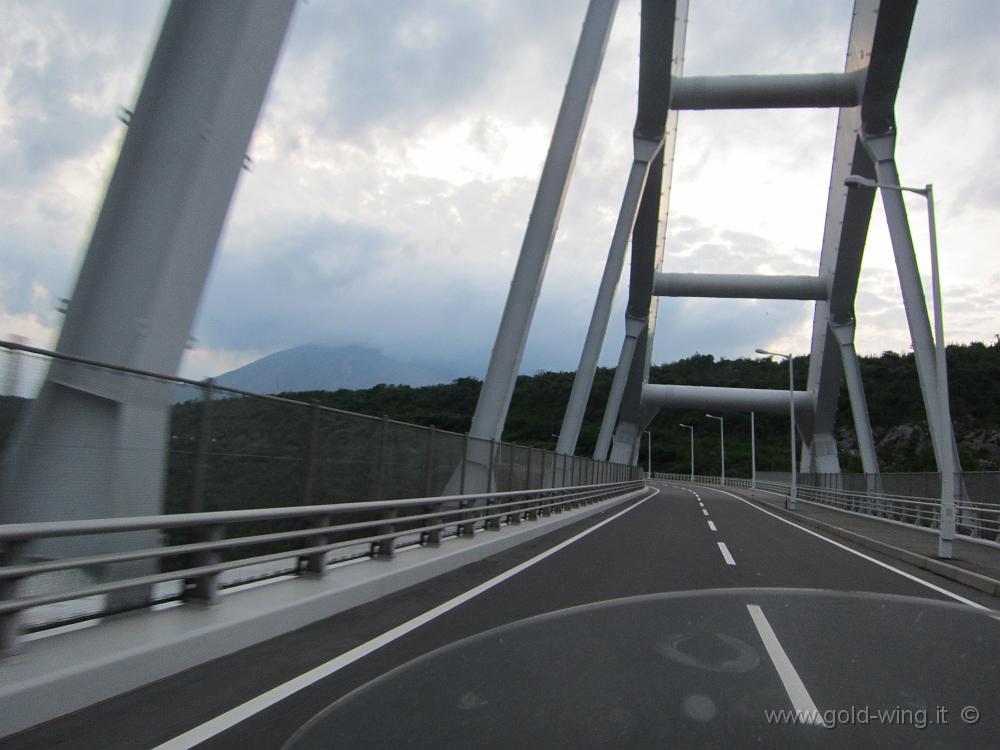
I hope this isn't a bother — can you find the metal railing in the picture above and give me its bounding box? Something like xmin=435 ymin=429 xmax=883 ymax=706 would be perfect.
xmin=653 ymin=471 xmax=1000 ymax=544
xmin=0 ymin=479 xmax=645 ymax=651
xmin=0 ymin=340 xmax=643 ymax=648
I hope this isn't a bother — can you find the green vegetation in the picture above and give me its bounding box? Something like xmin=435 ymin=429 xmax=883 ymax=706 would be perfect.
xmin=1 ymin=341 xmax=997 ymax=522
xmin=295 ymin=340 xmax=1000 ymax=476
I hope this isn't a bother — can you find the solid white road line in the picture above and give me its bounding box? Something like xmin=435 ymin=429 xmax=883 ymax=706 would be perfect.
xmin=152 ymin=488 xmax=659 ymax=750
xmin=707 ymin=520 xmax=717 ymax=532
xmin=707 ymin=486 xmax=987 ymax=610
xmin=746 ymin=604 xmax=824 ymax=725
xmin=717 ymin=542 xmax=736 ymax=566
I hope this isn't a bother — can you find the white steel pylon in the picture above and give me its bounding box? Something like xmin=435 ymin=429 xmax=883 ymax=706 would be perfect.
xmin=581 ymin=0 xmax=960 ymax=486
xmin=0 ymin=2 xmax=296 ymax=603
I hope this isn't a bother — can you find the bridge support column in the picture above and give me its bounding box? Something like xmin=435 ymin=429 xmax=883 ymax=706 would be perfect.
xmin=0 ymin=1 xmax=296 ymax=611
xmin=456 ymin=0 xmax=619 ymax=494
xmin=594 ymin=316 xmax=645 ymax=460
xmin=862 ymin=132 xmax=960 ymax=476
xmin=557 ymin=136 xmax=662 ymax=456
xmin=830 ymin=320 xmax=879 ymax=474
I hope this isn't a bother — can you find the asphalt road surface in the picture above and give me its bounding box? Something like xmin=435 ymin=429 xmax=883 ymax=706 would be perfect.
xmin=8 ymin=481 xmax=999 ymax=749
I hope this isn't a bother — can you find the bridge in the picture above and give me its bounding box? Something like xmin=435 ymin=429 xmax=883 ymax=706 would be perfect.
xmin=1 ymin=1 xmax=998 ymax=747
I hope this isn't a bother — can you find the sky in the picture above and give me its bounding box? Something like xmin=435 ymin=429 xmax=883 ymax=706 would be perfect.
xmin=1 ymin=0 xmax=998 ymax=384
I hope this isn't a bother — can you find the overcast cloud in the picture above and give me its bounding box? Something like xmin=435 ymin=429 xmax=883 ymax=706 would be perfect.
xmin=1 ymin=0 xmax=998 ymax=383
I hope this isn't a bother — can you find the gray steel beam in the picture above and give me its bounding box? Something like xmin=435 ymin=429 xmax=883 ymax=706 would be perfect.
xmin=803 ymin=0 xmax=916 ymax=473
xmin=556 ymin=136 xmax=662 ymax=457
xmin=829 ymin=321 xmax=879 ymax=474
xmin=0 ymin=0 xmax=295 ymax=601
xmin=862 ymin=132 xmax=960 ymax=474
xmin=451 ymin=0 xmax=618 ymax=492
xmin=670 ymin=70 xmax=864 ymax=110
xmin=654 ymin=272 xmax=828 ymax=300
xmin=593 ymin=316 xmax=645 ymax=460
xmin=606 ymin=0 xmax=685 ymax=465
xmin=642 ymin=383 xmax=812 ymax=420
xmin=466 ymin=0 xmax=617 ymax=446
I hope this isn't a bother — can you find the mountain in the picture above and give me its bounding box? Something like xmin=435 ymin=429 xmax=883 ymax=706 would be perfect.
xmin=212 ymin=344 xmax=447 ymax=394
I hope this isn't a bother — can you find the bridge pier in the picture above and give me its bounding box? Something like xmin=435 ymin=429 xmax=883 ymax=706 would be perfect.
xmin=0 ymin=1 xmax=296 ymax=610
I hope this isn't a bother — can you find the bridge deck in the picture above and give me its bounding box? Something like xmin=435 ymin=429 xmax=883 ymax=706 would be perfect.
xmin=7 ymin=481 xmax=998 ymax=749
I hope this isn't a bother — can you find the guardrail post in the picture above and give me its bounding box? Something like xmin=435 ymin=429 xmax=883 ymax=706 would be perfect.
xmin=190 ymin=378 xmax=214 ymax=513
xmin=183 ymin=524 xmax=224 ymax=604
xmin=421 ymin=501 xmax=444 ymax=546
xmin=458 ymin=496 xmax=478 ymax=537
xmin=488 ymin=439 xmax=497 ymax=493
xmin=302 ymin=401 xmax=320 ymax=503
xmin=371 ymin=506 xmax=399 ymax=558
xmin=421 ymin=425 xmax=440 ymax=545
xmin=460 ymin=433 xmax=469 ymax=495
xmin=424 ymin=426 xmax=436 ymax=497
xmin=554 ymin=489 xmax=565 ymax=513
xmin=300 ymin=514 xmax=331 ymax=576
xmin=526 ymin=491 xmax=540 ymax=521
xmin=508 ymin=443 xmax=516 ymax=492
xmin=0 ymin=540 xmax=27 ymax=654
xmin=375 ymin=416 xmax=388 ymax=500
xmin=506 ymin=491 xmax=523 ymax=525
xmin=526 ymin=447 xmax=534 ymax=491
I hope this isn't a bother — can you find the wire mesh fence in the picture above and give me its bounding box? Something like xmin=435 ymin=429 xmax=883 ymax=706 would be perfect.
xmin=0 ymin=341 xmax=636 ymax=512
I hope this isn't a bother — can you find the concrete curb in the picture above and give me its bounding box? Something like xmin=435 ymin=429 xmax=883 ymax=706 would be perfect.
xmin=0 ymin=488 xmax=649 ymax=739
xmin=729 ymin=488 xmax=1000 ymax=598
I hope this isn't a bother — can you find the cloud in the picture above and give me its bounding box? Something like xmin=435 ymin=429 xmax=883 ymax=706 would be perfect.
xmin=2 ymin=0 xmax=998 ymax=387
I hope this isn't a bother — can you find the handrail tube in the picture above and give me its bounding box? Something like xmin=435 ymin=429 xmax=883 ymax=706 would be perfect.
xmin=0 ymin=482 xmax=645 ymax=616
xmin=1 ymin=483 xmax=635 ymax=579
xmin=0 ymin=481 xmax=638 ymax=541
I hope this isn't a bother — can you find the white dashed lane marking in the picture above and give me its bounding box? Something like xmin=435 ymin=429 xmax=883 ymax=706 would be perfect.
xmin=717 ymin=542 xmax=736 ymax=566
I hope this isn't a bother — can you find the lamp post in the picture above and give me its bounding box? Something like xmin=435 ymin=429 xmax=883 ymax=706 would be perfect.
xmin=705 ymin=414 xmax=724 ymax=485
xmin=755 ymin=349 xmax=797 ymax=510
xmin=750 ymin=411 xmax=757 ymax=490
xmin=643 ymin=430 xmax=652 ymax=478
xmin=845 ymin=175 xmax=955 ymax=558
xmin=679 ymin=423 xmax=694 ymax=482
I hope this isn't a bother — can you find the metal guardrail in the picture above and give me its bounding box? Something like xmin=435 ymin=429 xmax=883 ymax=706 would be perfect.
xmin=0 ymin=480 xmax=645 ymax=652
xmin=654 ymin=471 xmax=1000 ymax=545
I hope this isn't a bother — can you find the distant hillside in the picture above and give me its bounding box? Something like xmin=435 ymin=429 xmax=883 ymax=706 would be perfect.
xmin=2 ymin=342 xmax=997 ymax=487
xmin=297 ymin=340 xmax=1000 ymax=475
xmin=213 ymin=344 xmax=447 ymax=394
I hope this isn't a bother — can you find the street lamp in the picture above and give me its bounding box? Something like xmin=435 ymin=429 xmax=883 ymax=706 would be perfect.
xmin=643 ymin=431 xmax=652 ymax=478
xmin=750 ymin=411 xmax=757 ymax=490
xmin=679 ymin=424 xmax=694 ymax=482
xmin=845 ymin=175 xmax=955 ymax=558
xmin=705 ymin=414 xmax=725 ymax=485
xmin=756 ymin=349 xmax=797 ymax=510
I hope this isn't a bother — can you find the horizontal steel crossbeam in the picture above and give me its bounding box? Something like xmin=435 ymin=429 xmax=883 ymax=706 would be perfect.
xmin=642 ymin=383 xmax=812 ymax=417
xmin=670 ymin=70 xmax=865 ymax=110
xmin=653 ymin=272 xmax=828 ymax=300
